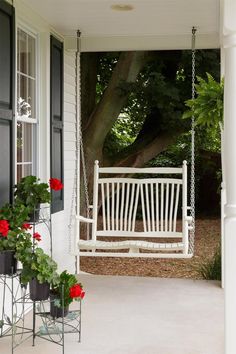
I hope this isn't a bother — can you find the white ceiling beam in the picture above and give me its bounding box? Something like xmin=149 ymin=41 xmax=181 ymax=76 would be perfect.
xmin=75 ymin=33 xmax=220 ymax=52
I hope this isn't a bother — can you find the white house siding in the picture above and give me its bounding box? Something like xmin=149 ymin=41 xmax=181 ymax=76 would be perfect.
xmin=51 ymin=51 xmax=77 ymax=274
xmin=0 ymin=2 xmax=77 ymax=332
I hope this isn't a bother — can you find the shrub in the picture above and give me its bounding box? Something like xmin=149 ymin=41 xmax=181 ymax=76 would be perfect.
xmin=199 ymin=244 xmax=221 ymax=280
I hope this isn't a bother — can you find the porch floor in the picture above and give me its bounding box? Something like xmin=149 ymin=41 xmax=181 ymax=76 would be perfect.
xmin=2 ymin=274 xmax=224 ymax=354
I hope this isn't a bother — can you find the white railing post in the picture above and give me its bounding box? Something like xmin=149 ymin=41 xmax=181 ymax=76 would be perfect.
xmin=182 ymin=160 xmax=188 ymax=255
xmin=92 ymin=161 xmax=99 ymax=242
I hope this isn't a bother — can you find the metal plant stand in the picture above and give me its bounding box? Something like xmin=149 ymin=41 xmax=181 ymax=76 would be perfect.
xmin=30 ymin=205 xmax=52 ymax=257
xmin=33 ymin=296 xmax=82 ymax=354
xmin=0 ymin=207 xmax=82 ymax=353
xmin=0 ymin=271 xmax=33 ymax=353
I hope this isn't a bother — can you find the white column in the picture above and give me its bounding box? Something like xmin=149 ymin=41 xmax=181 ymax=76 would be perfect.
xmin=220 ymin=46 xmax=225 ymax=289
xmin=224 ymin=33 xmax=236 ymax=354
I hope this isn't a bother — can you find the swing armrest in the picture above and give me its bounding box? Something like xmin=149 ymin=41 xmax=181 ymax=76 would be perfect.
xmin=76 ymin=215 xmax=94 ymax=224
xmin=88 ymin=205 xmax=93 ymax=209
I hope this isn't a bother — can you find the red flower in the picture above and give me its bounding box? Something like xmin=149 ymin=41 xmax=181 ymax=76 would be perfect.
xmin=49 ymin=178 xmax=63 ymax=191
xmin=69 ymin=284 xmax=85 ymax=299
xmin=33 ymin=232 xmax=41 ymax=241
xmin=22 ymin=223 xmax=32 ymax=230
xmin=0 ymin=220 xmax=9 ymax=237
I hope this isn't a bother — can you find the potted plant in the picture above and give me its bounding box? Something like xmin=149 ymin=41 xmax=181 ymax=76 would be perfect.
xmin=19 ymin=247 xmax=59 ymax=301
xmin=50 ymin=270 xmax=85 ymax=318
xmin=14 ymin=176 xmax=63 ymax=221
xmin=0 ymin=203 xmax=31 ymax=275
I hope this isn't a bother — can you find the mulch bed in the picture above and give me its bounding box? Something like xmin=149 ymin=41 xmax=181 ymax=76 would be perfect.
xmin=80 ymin=218 xmax=220 ymax=279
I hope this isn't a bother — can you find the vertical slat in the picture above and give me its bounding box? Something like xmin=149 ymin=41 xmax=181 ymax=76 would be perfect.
xmin=161 ymin=182 xmax=164 ymax=232
xmin=165 ymin=183 xmax=169 ymax=231
xmin=173 ymin=184 xmax=180 ymax=232
xmin=106 ymin=182 xmax=110 ymax=230
xmin=120 ymin=182 xmax=125 ymax=230
xmin=132 ymin=184 xmax=140 ymax=231
xmin=111 ymin=182 xmax=115 ymax=230
xmin=124 ymin=183 xmax=130 ymax=231
xmin=145 ymin=183 xmax=151 ymax=231
xmin=92 ymin=161 xmax=99 ymax=240
xmin=169 ymin=183 xmax=175 ymax=231
xmin=116 ymin=182 xmax=120 ymax=231
xmin=150 ymin=182 xmax=155 ymax=232
xmin=128 ymin=183 xmax=135 ymax=231
xmin=140 ymin=183 xmax=147 ymax=232
xmin=101 ymin=182 xmax=106 ymax=231
xmin=182 ymin=160 xmax=188 ymax=254
xmin=156 ymin=183 xmax=159 ymax=232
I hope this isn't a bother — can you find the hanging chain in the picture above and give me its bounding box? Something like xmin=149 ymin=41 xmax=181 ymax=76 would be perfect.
xmin=79 ymin=110 xmax=90 ymax=219
xmin=68 ymin=32 xmax=81 ymax=254
xmin=75 ymin=32 xmax=90 ymax=219
xmin=78 ymin=53 xmax=91 ymax=242
xmin=68 ymin=30 xmax=91 ymax=252
xmin=189 ymin=26 xmax=196 ymax=254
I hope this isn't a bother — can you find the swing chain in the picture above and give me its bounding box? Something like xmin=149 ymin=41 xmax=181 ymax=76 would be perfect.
xmin=189 ymin=26 xmax=196 ymax=254
xmin=68 ymin=32 xmax=81 ymax=253
xmin=68 ymin=30 xmax=91 ymax=253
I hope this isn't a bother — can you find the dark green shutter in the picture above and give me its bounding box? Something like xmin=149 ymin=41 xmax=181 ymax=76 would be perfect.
xmin=50 ymin=36 xmax=64 ymax=213
xmin=0 ymin=1 xmax=15 ymax=207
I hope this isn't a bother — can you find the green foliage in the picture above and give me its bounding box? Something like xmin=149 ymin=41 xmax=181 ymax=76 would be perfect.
xmin=0 ymin=203 xmax=31 ymax=251
xmin=15 ymin=232 xmax=34 ymax=266
xmin=183 ymin=73 xmax=224 ymax=128
xmin=104 ymin=113 xmax=137 ymax=155
xmin=51 ymin=270 xmax=79 ymax=308
xmin=14 ymin=175 xmax=51 ymax=213
xmin=0 ymin=203 xmax=29 ymax=230
xmin=199 ymin=245 xmax=221 ymax=280
xmin=1 ymin=229 xmax=32 ymax=253
xmin=20 ymin=248 xmax=58 ymax=285
xmin=103 ymin=50 xmax=220 ymax=156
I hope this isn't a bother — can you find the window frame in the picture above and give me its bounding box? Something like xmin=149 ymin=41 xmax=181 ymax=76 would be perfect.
xmin=15 ymin=24 xmax=39 ymax=182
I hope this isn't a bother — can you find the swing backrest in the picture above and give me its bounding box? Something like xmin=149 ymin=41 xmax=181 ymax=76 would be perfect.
xmin=91 ymin=161 xmax=188 ymax=241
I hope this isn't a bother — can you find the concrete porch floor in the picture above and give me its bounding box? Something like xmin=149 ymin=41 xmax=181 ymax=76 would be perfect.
xmin=1 ymin=274 xmax=224 ymax=354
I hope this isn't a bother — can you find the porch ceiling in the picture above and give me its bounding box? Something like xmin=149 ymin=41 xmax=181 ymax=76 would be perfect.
xmin=22 ymin=0 xmax=220 ymax=51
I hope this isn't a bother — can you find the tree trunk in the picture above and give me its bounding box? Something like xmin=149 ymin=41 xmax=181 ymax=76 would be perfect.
xmin=81 ymin=51 xmax=149 ymax=201
xmin=80 ymin=52 xmax=180 ymax=214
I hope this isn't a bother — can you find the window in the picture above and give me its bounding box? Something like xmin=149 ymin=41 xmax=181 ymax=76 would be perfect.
xmin=16 ymin=28 xmax=37 ymax=182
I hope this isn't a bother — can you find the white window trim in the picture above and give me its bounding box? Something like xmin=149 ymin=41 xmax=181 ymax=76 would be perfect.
xmin=15 ymin=23 xmax=39 ymax=182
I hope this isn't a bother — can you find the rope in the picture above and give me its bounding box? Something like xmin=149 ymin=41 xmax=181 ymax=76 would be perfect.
xmin=189 ymin=26 xmax=196 ymax=254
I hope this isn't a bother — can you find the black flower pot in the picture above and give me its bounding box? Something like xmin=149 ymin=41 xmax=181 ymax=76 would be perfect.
xmin=29 ymin=278 xmax=50 ymax=301
xmin=29 ymin=205 xmax=40 ymax=223
xmin=0 ymin=250 xmax=17 ymax=275
xmin=50 ymin=293 xmax=69 ymax=318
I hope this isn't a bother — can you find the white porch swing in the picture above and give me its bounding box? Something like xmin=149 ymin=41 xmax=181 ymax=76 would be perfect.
xmin=69 ymin=28 xmax=197 ymax=259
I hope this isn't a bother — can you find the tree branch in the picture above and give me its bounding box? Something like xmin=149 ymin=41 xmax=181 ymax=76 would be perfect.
xmin=104 ymin=131 xmax=176 ymax=168
xmin=84 ymin=51 xmax=148 ymax=150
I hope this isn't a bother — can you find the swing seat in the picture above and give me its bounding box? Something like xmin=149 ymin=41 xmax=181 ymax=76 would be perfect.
xmin=76 ymin=160 xmax=193 ymax=259
xmin=78 ymin=239 xmax=185 ymax=255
